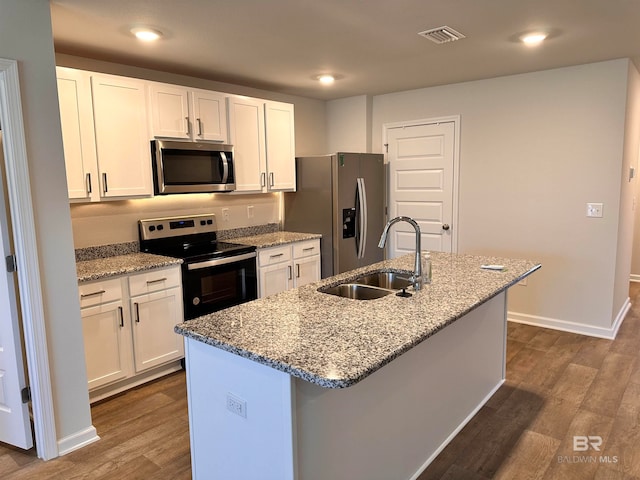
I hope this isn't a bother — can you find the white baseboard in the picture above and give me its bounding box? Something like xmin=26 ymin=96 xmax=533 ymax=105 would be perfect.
xmin=630 ymin=274 xmax=640 ymax=283
xmin=409 ymin=379 xmax=505 ymax=480
xmin=508 ymin=298 xmax=631 ymax=340
xmin=57 ymin=426 xmax=100 ymax=456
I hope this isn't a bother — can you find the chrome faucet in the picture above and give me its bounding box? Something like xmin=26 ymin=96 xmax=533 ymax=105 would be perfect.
xmin=378 ymin=216 xmax=423 ymax=290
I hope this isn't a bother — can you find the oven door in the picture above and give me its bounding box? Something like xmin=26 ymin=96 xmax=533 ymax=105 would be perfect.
xmin=183 ymin=252 xmax=257 ymax=320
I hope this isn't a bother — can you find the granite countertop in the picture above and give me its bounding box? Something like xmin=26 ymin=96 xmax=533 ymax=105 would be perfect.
xmin=175 ymin=252 xmax=540 ymax=389
xmin=232 ymin=231 xmax=322 ymax=248
xmin=77 ymin=253 xmax=183 ymax=283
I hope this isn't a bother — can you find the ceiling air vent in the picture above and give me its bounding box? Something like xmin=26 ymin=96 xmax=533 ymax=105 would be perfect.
xmin=418 ymin=26 xmax=466 ymax=44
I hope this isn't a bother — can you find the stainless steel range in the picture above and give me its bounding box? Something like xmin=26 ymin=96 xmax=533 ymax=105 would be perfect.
xmin=139 ymin=214 xmax=257 ymax=320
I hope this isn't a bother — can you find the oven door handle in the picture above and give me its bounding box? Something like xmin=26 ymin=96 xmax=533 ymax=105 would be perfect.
xmin=187 ymin=252 xmax=256 ymax=270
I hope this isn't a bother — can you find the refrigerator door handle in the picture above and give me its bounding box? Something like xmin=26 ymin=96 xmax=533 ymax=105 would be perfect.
xmin=356 ymin=177 xmax=368 ymax=259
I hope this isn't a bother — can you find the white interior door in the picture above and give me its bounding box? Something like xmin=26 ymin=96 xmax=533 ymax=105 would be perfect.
xmin=0 ymin=135 xmax=33 ymax=449
xmin=387 ymin=121 xmax=456 ymax=258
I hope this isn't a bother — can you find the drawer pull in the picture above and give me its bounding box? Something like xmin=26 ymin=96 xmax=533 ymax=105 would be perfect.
xmin=269 ymin=253 xmax=284 ymax=258
xmin=80 ymin=290 xmax=106 ymax=298
xmin=302 ymin=247 xmax=315 ymax=251
xmin=296 ymin=264 xmax=300 ymax=278
xmin=288 ymin=265 xmax=292 ymax=280
xmin=118 ymin=306 xmax=124 ymax=328
xmin=146 ymin=277 xmax=167 ymax=285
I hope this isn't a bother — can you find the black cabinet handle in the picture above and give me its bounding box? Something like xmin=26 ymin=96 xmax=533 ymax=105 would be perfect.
xmin=134 ymin=302 xmax=140 ymax=323
xmin=118 ymin=306 xmax=124 ymax=327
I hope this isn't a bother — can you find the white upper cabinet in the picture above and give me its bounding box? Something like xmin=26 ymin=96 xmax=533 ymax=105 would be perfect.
xmin=149 ymin=83 xmax=190 ymax=140
xmin=149 ymin=83 xmax=228 ymax=142
xmin=191 ymin=89 xmax=228 ymax=142
xmin=56 ymin=67 xmax=100 ymax=202
xmin=229 ymin=96 xmax=296 ymax=193
xmin=228 ymin=96 xmax=267 ymax=192
xmin=91 ymin=74 xmax=153 ymax=198
xmin=265 ymin=101 xmax=296 ymax=191
xmin=56 ymin=67 xmax=294 ymax=201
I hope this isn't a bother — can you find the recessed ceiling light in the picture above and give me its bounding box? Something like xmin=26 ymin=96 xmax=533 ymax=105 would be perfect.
xmin=317 ymin=75 xmax=335 ymax=85
xmin=520 ymin=32 xmax=547 ymax=46
xmin=130 ymin=27 xmax=163 ymax=42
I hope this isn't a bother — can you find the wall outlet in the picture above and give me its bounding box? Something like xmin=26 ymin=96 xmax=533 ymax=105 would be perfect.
xmin=222 ymin=208 xmax=230 ymax=222
xmin=247 ymin=205 xmax=254 ymax=219
xmin=586 ymin=203 xmax=603 ymax=218
xmin=226 ymin=393 xmax=247 ymax=418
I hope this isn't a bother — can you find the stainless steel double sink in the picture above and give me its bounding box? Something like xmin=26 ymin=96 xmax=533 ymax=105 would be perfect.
xmin=318 ymin=271 xmax=413 ymax=300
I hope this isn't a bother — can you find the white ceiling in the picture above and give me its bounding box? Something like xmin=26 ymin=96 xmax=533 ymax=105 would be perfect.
xmin=50 ymin=0 xmax=640 ymax=100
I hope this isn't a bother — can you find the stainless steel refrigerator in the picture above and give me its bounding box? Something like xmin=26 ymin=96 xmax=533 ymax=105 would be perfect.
xmin=284 ymin=153 xmax=385 ymax=278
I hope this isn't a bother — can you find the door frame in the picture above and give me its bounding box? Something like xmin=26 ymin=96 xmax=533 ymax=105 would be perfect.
xmin=382 ymin=115 xmax=461 ymax=254
xmin=0 ymin=58 xmax=58 ymax=459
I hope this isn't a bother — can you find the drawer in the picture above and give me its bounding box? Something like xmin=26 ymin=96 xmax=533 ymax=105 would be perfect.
xmin=79 ymin=277 xmax=123 ymax=308
xmin=293 ymin=239 xmax=320 ymax=259
xmin=258 ymin=245 xmax=292 ymax=266
xmin=129 ymin=266 xmax=181 ymax=297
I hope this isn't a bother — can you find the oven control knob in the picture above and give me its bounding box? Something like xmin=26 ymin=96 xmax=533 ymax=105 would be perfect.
xmin=149 ymin=225 xmax=156 ymax=232
xmin=200 ymin=220 xmax=206 ymax=226
xmin=157 ymin=224 xmax=164 ymax=231
xmin=192 ymin=297 xmax=200 ymax=306
xmin=207 ymin=219 xmax=213 ymax=225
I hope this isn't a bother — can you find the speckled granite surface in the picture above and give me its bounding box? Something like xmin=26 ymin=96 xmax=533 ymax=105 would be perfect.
xmin=175 ymin=252 xmax=540 ymax=389
xmin=217 ymin=223 xmax=279 ymax=240
xmin=75 ymin=242 xmax=140 ymax=262
xmin=232 ymin=231 xmax=322 ymax=248
xmin=77 ymin=253 xmax=183 ymax=283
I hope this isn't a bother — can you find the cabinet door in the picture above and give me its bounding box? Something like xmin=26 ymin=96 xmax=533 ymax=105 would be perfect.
xmin=228 ymin=96 xmax=266 ymax=192
xmin=294 ymin=255 xmax=321 ymax=288
xmin=149 ymin=83 xmax=190 ymax=139
xmin=81 ymin=300 xmax=132 ymax=390
xmin=258 ymin=262 xmax=292 ymax=298
xmin=130 ymin=287 xmax=184 ymax=373
xmin=91 ymin=74 xmax=153 ymax=198
xmin=192 ymin=90 xmax=228 ymax=142
xmin=56 ymin=67 xmax=99 ymax=202
xmin=265 ymin=101 xmax=296 ymax=192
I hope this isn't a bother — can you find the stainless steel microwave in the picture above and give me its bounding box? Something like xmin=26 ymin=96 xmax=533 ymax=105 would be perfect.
xmin=151 ymin=140 xmax=235 ymax=194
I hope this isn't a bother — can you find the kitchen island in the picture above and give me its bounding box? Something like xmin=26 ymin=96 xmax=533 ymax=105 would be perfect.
xmin=175 ymin=252 xmax=540 ymax=480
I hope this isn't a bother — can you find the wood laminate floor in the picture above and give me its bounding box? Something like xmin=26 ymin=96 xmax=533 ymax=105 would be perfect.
xmin=3 ymin=284 xmax=640 ymax=479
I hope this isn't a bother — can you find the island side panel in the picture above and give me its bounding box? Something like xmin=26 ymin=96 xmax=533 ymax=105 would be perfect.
xmin=294 ymin=292 xmax=507 ymax=480
xmin=185 ymin=338 xmax=296 ymax=480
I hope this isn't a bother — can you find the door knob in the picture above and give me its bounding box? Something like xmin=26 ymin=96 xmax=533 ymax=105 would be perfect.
xmin=442 ymin=224 xmax=450 ymax=231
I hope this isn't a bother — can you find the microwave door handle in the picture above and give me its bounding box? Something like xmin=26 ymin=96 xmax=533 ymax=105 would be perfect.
xmin=220 ymin=152 xmax=229 ymax=183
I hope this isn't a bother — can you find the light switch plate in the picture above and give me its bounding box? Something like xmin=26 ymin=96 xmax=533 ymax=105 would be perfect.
xmin=586 ymin=203 xmax=603 ymax=218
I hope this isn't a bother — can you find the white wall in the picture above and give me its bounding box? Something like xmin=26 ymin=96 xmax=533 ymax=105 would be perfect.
xmin=0 ymin=0 xmax=93 ymax=447
xmin=370 ymin=60 xmax=631 ymax=336
xmin=326 ymin=95 xmax=372 ymax=153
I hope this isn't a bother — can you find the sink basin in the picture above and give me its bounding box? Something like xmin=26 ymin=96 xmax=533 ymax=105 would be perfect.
xmin=319 ymin=283 xmax=393 ymax=300
xmin=354 ymin=271 xmax=412 ymax=290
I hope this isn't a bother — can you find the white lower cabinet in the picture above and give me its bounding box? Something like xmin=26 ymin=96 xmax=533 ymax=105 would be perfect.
xmin=130 ymin=287 xmax=184 ymax=372
xmin=81 ymin=299 xmax=132 ymax=390
xmin=79 ymin=265 xmax=184 ymax=400
xmin=257 ymin=239 xmax=320 ymax=298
